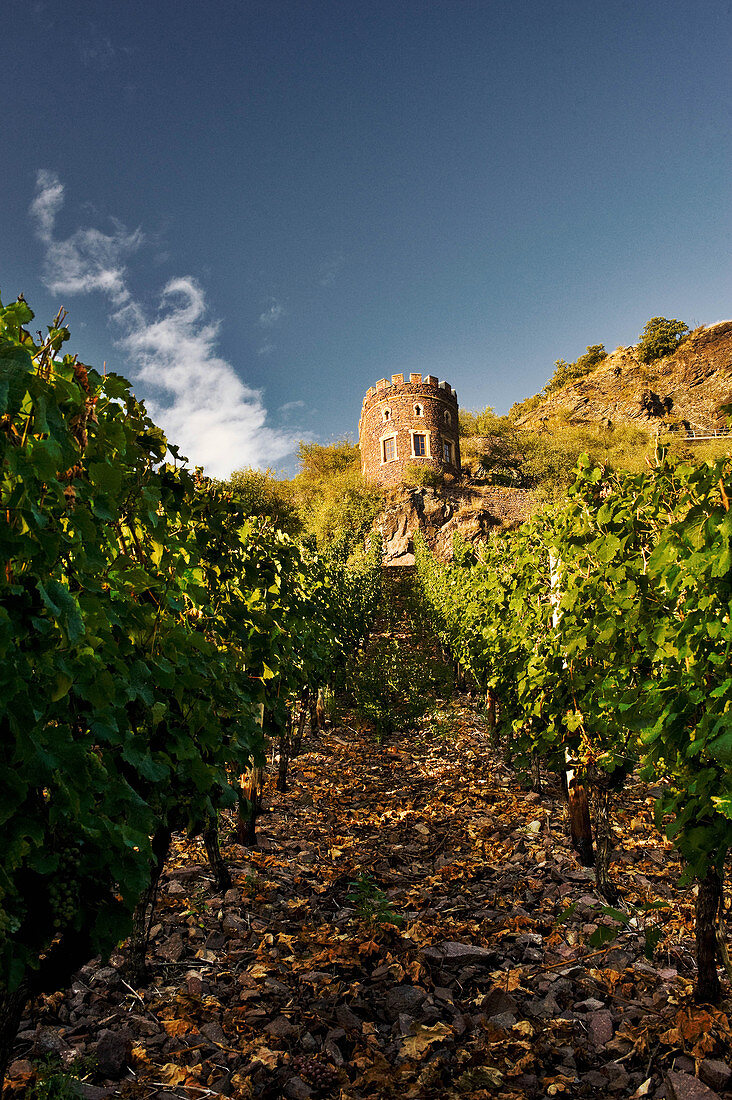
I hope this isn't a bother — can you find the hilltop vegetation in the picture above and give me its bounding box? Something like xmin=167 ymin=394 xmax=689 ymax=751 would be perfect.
xmin=510 ymin=316 xmax=732 ymax=435
xmin=459 ymin=406 xmax=654 ymax=502
xmin=224 ymin=440 xmax=383 ymax=547
xmin=459 ymin=316 xmax=732 ymax=502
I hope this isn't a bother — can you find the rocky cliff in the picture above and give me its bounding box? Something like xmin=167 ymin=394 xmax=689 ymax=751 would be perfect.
xmin=376 ymin=483 xmax=531 ymax=565
xmin=516 ymin=320 xmax=732 ymax=430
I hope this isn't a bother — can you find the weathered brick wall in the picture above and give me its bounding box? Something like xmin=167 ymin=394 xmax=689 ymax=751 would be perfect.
xmin=358 ymin=373 xmax=461 ymax=486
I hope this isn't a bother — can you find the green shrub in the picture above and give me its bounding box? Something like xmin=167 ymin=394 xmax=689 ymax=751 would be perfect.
xmin=348 ymin=637 xmax=435 ymax=741
xmin=402 ymin=463 xmax=444 ymax=489
xmin=346 ymin=874 xmax=403 ymax=926
xmin=636 ymin=317 xmax=689 ymax=363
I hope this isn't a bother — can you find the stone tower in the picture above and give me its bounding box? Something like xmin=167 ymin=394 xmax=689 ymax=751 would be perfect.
xmin=358 ymin=373 xmax=461 ymax=486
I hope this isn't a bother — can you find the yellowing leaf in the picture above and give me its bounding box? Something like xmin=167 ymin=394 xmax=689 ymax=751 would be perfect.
xmin=157 ymin=1064 xmax=190 ymax=1086
xmin=247 ymin=963 xmax=269 ymax=978
xmin=512 ymin=1020 xmax=534 ymax=1037
xmin=401 ymin=1022 xmax=453 ymax=1059
xmin=251 ymin=1047 xmax=280 ymax=1069
xmin=505 ymin=969 xmax=523 ymax=991
xmin=162 ymin=1018 xmax=195 ymax=1037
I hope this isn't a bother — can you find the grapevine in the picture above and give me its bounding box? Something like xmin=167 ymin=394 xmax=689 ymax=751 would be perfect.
xmin=415 ymin=450 xmax=732 ymax=1002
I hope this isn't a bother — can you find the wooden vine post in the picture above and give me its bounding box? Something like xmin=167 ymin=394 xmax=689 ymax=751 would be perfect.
xmin=237 ymin=704 xmax=265 ymax=846
xmin=549 ymin=553 xmax=594 ymax=866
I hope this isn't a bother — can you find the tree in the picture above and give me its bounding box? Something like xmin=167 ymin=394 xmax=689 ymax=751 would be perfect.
xmin=636 ymin=317 xmax=689 ymax=364
xmin=289 ymin=440 xmax=383 ymax=547
xmin=226 ymin=466 xmax=301 ymax=535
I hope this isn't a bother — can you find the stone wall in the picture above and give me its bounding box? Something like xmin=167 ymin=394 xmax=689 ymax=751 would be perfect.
xmin=358 ymin=374 xmax=461 ymax=486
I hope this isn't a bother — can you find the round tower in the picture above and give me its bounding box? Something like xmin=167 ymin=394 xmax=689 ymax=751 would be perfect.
xmin=358 ymin=373 xmax=461 ymax=486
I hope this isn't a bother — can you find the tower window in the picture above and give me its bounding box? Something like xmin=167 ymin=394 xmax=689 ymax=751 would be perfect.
xmin=382 ymin=435 xmax=397 ymax=462
xmin=443 ymin=440 xmax=453 ymax=464
xmin=414 ymin=403 xmax=423 ymax=416
xmin=382 ymin=407 xmax=391 ymax=422
xmin=444 ymin=409 xmax=452 ymax=425
xmin=413 ymin=433 xmax=426 ymax=456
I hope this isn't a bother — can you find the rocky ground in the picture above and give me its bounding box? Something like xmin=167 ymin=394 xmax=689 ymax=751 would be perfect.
xmin=7 ymin=711 xmax=732 ymax=1100
xmin=5 ymin=572 xmax=732 ymax=1100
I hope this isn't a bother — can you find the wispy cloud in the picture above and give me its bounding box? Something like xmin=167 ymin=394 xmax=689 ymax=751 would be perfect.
xmin=279 ymin=399 xmax=305 ymax=418
xmin=30 ymin=171 xmax=301 ymax=478
xmin=31 ymin=170 xmax=141 ymax=306
xmin=258 ymin=299 xmax=285 ymax=328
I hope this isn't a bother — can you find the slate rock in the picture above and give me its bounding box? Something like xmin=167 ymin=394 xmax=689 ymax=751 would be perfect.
xmin=158 ymin=932 xmax=185 ymax=961
xmin=200 ymin=1021 xmax=226 ymax=1046
xmin=7 ymin=1060 xmax=33 ymax=1077
xmin=185 ymin=971 xmax=203 ymax=996
xmin=324 ymin=1038 xmax=344 ymax=1066
xmin=76 ymin=1086 xmax=117 ymax=1099
xmin=89 ymin=965 xmax=120 ymax=988
xmin=422 ymin=940 xmax=497 ymax=967
xmin=34 ymin=1027 xmax=72 ymax=1056
xmin=222 ymin=912 xmax=247 ymax=933
xmin=95 ymin=1028 xmax=133 ymax=1077
xmin=284 ymin=1077 xmax=314 ymax=1100
xmin=166 ymin=880 xmax=186 ymax=896
xmin=488 ymin=1012 xmax=516 ymax=1030
xmin=666 ymin=1071 xmax=722 ymax=1100
xmin=265 ymin=1015 xmax=300 ymax=1041
xmin=335 ymin=1004 xmax=362 ymax=1032
xmin=588 ymin=1009 xmax=614 ymax=1047
xmin=300 ymin=1031 xmax=318 ymax=1052
xmin=699 ymin=1061 xmax=732 ymax=1093
xmin=605 ymin=1061 xmax=630 ymax=1091
xmin=383 ymin=985 xmax=427 ymax=1018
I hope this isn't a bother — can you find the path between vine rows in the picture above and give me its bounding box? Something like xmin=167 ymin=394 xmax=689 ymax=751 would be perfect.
xmin=6 ymin=570 xmax=732 ymax=1100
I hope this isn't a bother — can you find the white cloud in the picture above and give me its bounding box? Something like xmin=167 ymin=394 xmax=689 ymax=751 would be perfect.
xmin=31 ymin=170 xmax=142 ymax=306
xmin=30 ymin=173 xmax=301 ymax=478
xmin=279 ymin=399 xmax=305 ymax=414
xmin=258 ymin=299 xmax=285 ymax=327
xmin=30 ymin=170 xmax=64 ymax=239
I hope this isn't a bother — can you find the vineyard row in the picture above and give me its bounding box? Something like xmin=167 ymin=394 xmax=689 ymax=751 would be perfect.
xmin=414 ymin=450 xmax=732 ymax=1004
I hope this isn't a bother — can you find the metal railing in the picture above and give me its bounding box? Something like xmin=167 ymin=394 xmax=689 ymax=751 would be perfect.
xmin=663 ymin=425 xmax=732 ymax=441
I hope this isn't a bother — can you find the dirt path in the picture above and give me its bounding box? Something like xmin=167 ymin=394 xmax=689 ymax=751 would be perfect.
xmin=6 ymin=574 xmax=732 ymax=1100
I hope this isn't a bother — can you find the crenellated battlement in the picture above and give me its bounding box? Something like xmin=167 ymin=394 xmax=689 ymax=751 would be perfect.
xmin=362 ymin=375 xmax=458 ymax=407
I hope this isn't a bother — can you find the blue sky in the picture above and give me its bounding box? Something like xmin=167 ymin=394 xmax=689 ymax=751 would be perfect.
xmin=2 ymin=0 xmax=730 ymax=476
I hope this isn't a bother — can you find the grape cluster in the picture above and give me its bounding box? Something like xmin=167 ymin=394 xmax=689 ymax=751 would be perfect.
xmin=291 ymin=1055 xmax=339 ymax=1093
xmin=48 ymin=847 xmax=82 ymax=929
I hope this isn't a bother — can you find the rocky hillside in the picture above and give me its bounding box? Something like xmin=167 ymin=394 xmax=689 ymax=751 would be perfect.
xmin=375 ymin=321 xmax=732 ymax=563
xmin=516 ymin=320 xmax=732 ymax=430
xmin=376 ymin=484 xmax=531 ymax=565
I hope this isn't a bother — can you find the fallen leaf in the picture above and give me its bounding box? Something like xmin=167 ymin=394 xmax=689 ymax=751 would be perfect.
xmin=400 ymin=1021 xmax=453 ymax=1058
xmin=251 ymin=1046 xmax=280 ymax=1068
xmin=157 ymin=1063 xmax=190 ymax=1086
xmin=162 ymin=1018 xmax=195 ymax=1037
